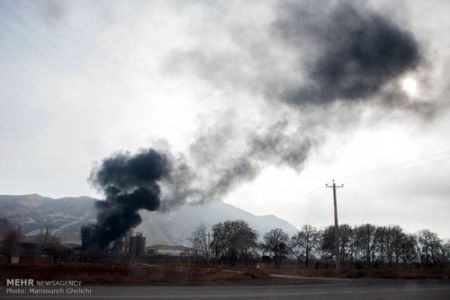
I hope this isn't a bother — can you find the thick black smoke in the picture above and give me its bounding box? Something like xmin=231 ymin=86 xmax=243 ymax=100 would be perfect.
xmin=85 ymin=2 xmax=428 ymax=249
xmin=83 ymin=149 xmax=170 ymax=250
xmin=160 ymin=1 xmax=425 ymax=206
xmin=274 ymin=1 xmax=422 ymax=105
xmin=167 ymin=1 xmax=424 ymax=109
xmin=159 ymin=2 xmax=426 ymax=204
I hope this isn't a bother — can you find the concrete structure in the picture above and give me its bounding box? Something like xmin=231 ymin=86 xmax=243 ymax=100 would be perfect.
xmin=129 ymin=232 xmax=145 ymax=258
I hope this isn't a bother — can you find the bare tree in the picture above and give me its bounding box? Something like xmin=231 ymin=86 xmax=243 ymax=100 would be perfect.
xmin=320 ymin=225 xmax=336 ymax=261
xmin=373 ymin=225 xmax=408 ymax=265
xmin=389 ymin=225 xmax=405 ymax=265
xmin=400 ymin=233 xmax=417 ymax=265
xmin=320 ymin=225 xmax=352 ymax=265
xmin=416 ymin=229 xmax=443 ymax=265
xmin=339 ymin=224 xmax=353 ymax=264
xmin=211 ymin=220 xmax=258 ymax=266
xmin=374 ymin=226 xmax=388 ymax=263
xmin=442 ymin=240 xmax=450 ymax=263
xmin=291 ymin=225 xmax=320 ymax=268
xmin=354 ymin=224 xmax=376 ymax=264
xmin=262 ymin=228 xmax=290 ymax=267
xmin=190 ymin=223 xmax=208 ymax=257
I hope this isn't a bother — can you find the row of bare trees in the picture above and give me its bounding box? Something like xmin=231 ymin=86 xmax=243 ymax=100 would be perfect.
xmin=191 ymin=221 xmax=450 ymax=267
xmin=318 ymin=224 xmax=447 ymax=267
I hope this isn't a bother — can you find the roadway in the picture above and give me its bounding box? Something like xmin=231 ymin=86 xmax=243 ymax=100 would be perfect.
xmin=1 ymin=281 xmax=450 ymax=299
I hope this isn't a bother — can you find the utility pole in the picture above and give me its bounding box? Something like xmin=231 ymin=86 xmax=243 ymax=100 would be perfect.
xmin=326 ymin=179 xmax=344 ymax=273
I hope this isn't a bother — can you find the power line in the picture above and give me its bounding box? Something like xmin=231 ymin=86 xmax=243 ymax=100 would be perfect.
xmin=275 ymin=185 xmax=325 ymax=213
xmin=273 ymin=149 xmax=450 ymax=214
xmin=338 ymin=152 xmax=450 ymax=185
xmin=337 ymin=149 xmax=450 ymax=181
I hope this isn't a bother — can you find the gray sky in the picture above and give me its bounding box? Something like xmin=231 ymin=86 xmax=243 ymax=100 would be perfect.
xmin=1 ymin=0 xmax=450 ymax=238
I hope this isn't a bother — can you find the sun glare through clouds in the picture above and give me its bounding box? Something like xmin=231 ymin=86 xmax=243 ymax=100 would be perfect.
xmin=401 ymin=75 xmax=420 ymax=98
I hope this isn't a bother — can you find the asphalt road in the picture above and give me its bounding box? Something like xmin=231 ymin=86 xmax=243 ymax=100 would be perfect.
xmin=1 ymin=281 xmax=450 ymax=300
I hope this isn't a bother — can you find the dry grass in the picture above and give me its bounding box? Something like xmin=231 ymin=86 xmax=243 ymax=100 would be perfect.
xmin=1 ymin=263 xmax=448 ymax=286
xmin=0 ymin=263 xmax=270 ymax=286
xmin=340 ymin=266 xmax=450 ymax=279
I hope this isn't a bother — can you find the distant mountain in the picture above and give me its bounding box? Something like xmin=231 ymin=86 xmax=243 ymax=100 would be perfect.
xmin=0 ymin=194 xmax=298 ymax=246
xmin=138 ymin=201 xmax=299 ymax=246
xmin=0 ymin=194 xmax=96 ymax=243
xmin=0 ymin=218 xmax=14 ymax=239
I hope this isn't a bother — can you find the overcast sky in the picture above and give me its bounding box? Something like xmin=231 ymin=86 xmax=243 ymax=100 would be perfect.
xmin=1 ymin=0 xmax=450 ymax=238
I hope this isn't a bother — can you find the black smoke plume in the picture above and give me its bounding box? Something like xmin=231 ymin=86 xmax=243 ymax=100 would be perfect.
xmin=274 ymin=1 xmax=422 ymax=105
xmin=159 ymin=1 xmax=426 ymax=208
xmin=82 ymin=149 xmax=170 ymax=250
xmin=84 ymin=2 xmax=429 ymax=249
xmin=159 ymin=2 xmax=427 ymax=206
xmin=168 ymin=1 xmax=424 ymax=109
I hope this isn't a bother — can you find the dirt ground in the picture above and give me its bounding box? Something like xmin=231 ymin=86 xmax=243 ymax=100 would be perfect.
xmin=263 ymin=264 xmax=450 ymax=279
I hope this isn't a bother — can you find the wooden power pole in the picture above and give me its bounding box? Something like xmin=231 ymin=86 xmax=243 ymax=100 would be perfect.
xmin=326 ymin=179 xmax=343 ymax=273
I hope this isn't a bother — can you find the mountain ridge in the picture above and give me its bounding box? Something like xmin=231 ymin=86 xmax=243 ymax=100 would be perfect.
xmin=0 ymin=194 xmax=299 ymax=246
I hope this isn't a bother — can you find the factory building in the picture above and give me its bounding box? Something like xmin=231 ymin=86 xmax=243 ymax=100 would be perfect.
xmin=129 ymin=232 xmax=146 ymax=258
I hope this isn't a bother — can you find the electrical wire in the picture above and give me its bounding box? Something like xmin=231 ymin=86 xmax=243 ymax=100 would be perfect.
xmin=337 ymin=149 xmax=450 ymax=185
xmin=274 ymin=148 xmax=450 ymax=213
